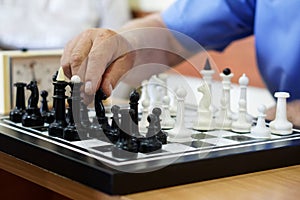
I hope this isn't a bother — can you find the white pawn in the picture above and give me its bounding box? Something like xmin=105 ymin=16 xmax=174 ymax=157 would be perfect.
xmin=70 ymin=75 xmax=81 ymax=83
xmin=231 ymin=74 xmax=252 ymax=133
xmin=251 ymin=105 xmax=271 ymax=138
xmin=269 ymin=92 xmax=293 ymax=135
xmin=139 ymin=80 xmax=150 ymax=112
xmin=193 ymin=83 xmax=215 ymax=131
xmin=161 ymin=95 xmax=175 ymax=129
xmin=168 ymin=87 xmax=192 ymax=142
xmin=139 ymin=99 xmax=150 ymax=134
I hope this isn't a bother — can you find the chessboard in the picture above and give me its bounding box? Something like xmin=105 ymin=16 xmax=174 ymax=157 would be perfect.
xmin=1 ymin=65 xmax=300 ymax=195
xmin=1 ymin=108 xmax=300 ymax=195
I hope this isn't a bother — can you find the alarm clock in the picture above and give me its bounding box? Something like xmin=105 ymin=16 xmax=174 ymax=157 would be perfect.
xmin=0 ymin=50 xmax=63 ymax=114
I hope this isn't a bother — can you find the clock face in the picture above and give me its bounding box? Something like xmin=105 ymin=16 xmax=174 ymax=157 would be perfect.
xmin=0 ymin=50 xmax=65 ymax=114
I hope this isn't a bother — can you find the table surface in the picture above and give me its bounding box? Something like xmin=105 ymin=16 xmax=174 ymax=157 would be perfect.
xmin=0 ymin=151 xmax=299 ymax=200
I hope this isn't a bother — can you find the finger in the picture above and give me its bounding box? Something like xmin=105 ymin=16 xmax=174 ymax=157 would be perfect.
xmin=61 ymin=35 xmax=81 ymax=78
xmin=76 ymin=58 xmax=88 ymax=83
xmin=84 ymin=31 xmax=119 ymax=95
xmin=81 ymin=93 xmax=94 ymax=105
xmin=69 ymin=30 xmax=96 ymax=76
xmin=100 ymin=52 xmax=135 ymax=96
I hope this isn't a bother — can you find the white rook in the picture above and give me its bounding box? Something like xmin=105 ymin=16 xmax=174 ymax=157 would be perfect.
xmin=269 ymin=92 xmax=293 ymax=135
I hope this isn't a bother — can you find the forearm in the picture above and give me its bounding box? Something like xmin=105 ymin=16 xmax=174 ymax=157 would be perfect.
xmin=118 ymin=13 xmax=186 ymax=68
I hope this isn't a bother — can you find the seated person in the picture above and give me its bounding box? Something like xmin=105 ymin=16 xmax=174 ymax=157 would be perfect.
xmin=0 ymin=0 xmax=131 ymax=49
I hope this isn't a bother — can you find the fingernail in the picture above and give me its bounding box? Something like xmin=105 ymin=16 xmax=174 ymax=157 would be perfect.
xmin=108 ymin=84 xmax=113 ymax=95
xmin=80 ymin=92 xmax=85 ymax=98
xmin=85 ymin=81 xmax=92 ymax=94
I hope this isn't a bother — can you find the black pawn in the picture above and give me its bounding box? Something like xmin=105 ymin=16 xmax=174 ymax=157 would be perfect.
xmin=106 ymin=105 xmax=121 ymax=144
xmin=112 ymin=109 xmax=139 ymax=159
xmin=139 ymin=114 xmax=162 ymax=153
xmin=152 ymin=107 xmax=168 ymax=144
xmin=48 ymin=80 xmax=68 ymax=137
xmin=22 ymin=81 xmax=44 ymax=127
xmin=40 ymin=90 xmax=54 ymax=124
xmin=10 ymin=82 xmax=26 ymax=123
xmin=63 ymin=98 xmax=80 ymax=141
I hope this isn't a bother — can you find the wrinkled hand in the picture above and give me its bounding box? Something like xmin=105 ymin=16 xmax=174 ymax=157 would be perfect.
xmin=266 ymin=100 xmax=300 ymax=128
xmin=61 ymin=28 xmax=134 ymax=101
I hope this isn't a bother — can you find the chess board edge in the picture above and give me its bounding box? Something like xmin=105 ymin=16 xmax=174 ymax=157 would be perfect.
xmin=1 ymin=117 xmax=300 ymax=195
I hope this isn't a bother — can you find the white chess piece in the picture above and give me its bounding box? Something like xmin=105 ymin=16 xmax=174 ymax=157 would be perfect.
xmin=157 ymin=73 xmax=169 ymax=96
xmin=215 ymin=69 xmax=234 ymax=130
xmin=139 ymin=99 xmax=150 ymax=134
xmin=168 ymin=87 xmax=192 ymax=142
xmin=251 ymin=105 xmax=271 ymax=138
xmin=170 ymin=86 xmax=178 ymax=117
xmin=193 ymin=83 xmax=215 ymax=131
xmin=200 ymin=59 xmax=217 ymax=114
xmin=70 ymin=75 xmax=81 ymax=83
xmin=231 ymin=74 xmax=252 ymax=133
xmin=139 ymin=80 xmax=150 ymax=112
xmin=161 ymin=95 xmax=175 ymax=129
xmin=269 ymin=92 xmax=293 ymax=135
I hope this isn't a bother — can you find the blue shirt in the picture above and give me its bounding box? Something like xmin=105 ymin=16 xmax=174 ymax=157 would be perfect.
xmin=162 ymin=0 xmax=300 ymax=101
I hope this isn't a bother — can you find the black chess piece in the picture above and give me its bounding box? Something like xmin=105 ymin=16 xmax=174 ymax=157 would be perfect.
xmin=80 ymin=102 xmax=91 ymax=128
xmin=223 ymin=68 xmax=231 ymax=75
xmin=152 ymin=107 xmax=168 ymax=144
xmin=21 ymin=81 xmax=44 ymax=127
xmin=48 ymin=78 xmax=68 ymax=137
xmin=63 ymin=98 xmax=80 ymax=141
xmin=68 ymin=80 xmax=86 ymax=139
xmin=51 ymin=70 xmax=59 ymax=111
xmin=10 ymin=82 xmax=26 ymax=123
xmin=95 ymin=88 xmax=110 ymax=130
xmin=129 ymin=89 xmax=141 ymax=137
xmin=139 ymin=114 xmax=162 ymax=153
xmin=106 ymin=105 xmax=121 ymax=144
xmin=40 ymin=90 xmax=54 ymax=123
xmin=112 ymin=109 xmax=139 ymax=159
xmin=89 ymin=88 xmax=111 ymax=141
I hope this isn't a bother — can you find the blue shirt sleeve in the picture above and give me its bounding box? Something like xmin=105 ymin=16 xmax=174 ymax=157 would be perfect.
xmin=162 ymin=0 xmax=255 ymax=51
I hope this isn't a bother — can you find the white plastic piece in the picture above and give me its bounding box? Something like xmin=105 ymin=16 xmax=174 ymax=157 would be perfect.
xmin=70 ymin=75 xmax=81 ymax=83
xmin=168 ymin=87 xmax=192 ymax=142
xmin=251 ymin=105 xmax=271 ymax=138
xmin=231 ymin=74 xmax=252 ymax=133
xmin=193 ymin=84 xmax=215 ymax=131
xmin=161 ymin=95 xmax=175 ymax=129
xmin=269 ymin=92 xmax=293 ymax=135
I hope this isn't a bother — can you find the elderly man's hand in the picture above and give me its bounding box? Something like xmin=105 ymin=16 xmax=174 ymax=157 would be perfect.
xmin=61 ymin=28 xmax=134 ymax=99
xmin=266 ymin=100 xmax=300 ymax=128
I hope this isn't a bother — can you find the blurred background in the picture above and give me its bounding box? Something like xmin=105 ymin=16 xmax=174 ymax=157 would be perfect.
xmin=0 ymin=0 xmax=263 ymax=88
xmin=0 ymin=1 xmax=269 ymax=199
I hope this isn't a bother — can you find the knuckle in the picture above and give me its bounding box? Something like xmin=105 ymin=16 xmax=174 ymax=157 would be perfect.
xmin=70 ymin=53 xmax=84 ymax=66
